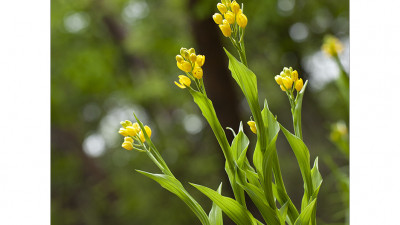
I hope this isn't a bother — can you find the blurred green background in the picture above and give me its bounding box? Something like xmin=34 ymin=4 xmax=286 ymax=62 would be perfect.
xmin=51 ymin=0 xmax=349 ymax=224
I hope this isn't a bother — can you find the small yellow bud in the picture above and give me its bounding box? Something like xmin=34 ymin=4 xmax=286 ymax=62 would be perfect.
xmin=247 ymin=121 xmax=257 ymax=134
xmin=180 ymin=48 xmax=187 ymax=56
xmin=275 ymin=75 xmax=283 ymax=85
xmin=122 ymin=141 xmax=134 ymax=150
xmin=119 ymin=128 xmax=129 ymax=136
xmin=219 ymin=20 xmax=232 ymax=37
xmin=188 ymin=48 xmax=196 ymax=55
xmin=139 ymin=125 xmax=152 ymax=142
xmin=124 ymin=136 xmax=134 ymax=143
xmin=280 ymin=85 xmax=286 ymax=91
xmin=295 ymin=78 xmax=303 ymax=92
xmin=282 ymin=77 xmax=293 ymax=90
xmin=236 ymin=13 xmax=248 ymax=28
xmin=177 ymin=61 xmax=192 ymax=72
xmin=126 ymin=125 xmax=139 ymax=137
xmin=175 ymin=75 xmax=191 ymax=89
xmin=213 ymin=13 xmax=223 ymax=24
xmin=120 ymin=120 xmax=132 ymax=128
xmin=291 ymin=70 xmax=298 ymax=82
xmin=231 ymin=1 xmax=240 ymax=14
xmin=217 ymin=3 xmax=227 ymax=14
xmin=224 ymin=11 xmax=235 ymax=24
xmin=196 ymin=55 xmax=205 ymax=67
xmin=176 ymin=55 xmax=184 ymax=63
xmin=193 ymin=67 xmax=203 ymax=79
xmin=189 ymin=53 xmax=197 ymax=63
xmin=133 ymin=122 xmax=141 ymax=133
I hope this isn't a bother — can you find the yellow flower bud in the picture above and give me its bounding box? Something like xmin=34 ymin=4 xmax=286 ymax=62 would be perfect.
xmin=231 ymin=1 xmax=240 ymax=14
xmin=291 ymin=70 xmax=298 ymax=82
xmin=188 ymin=48 xmax=196 ymax=55
xmin=122 ymin=141 xmax=134 ymax=150
xmin=224 ymin=11 xmax=235 ymax=24
xmin=126 ymin=125 xmax=139 ymax=136
xmin=132 ymin=122 xmax=141 ymax=133
xmin=193 ymin=67 xmax=203 ymax=79
xmin=180 ymin=48 xmax=187 ymax=56
xmin=177 ymin=61 xmax=192 ymax=72
xmin=124 ymin=136 xmax=134 ymax=143
xmin=247 ymin=121 xmax=257 ymax=134
xmin=119 ymin=128 xmax=129 ymax=136
xmin=175 ymin=75 xmax=191 ymax=89
xmin=280 ymin=85 xmax=286 ymax=91
xmin=282 ymin=77 xmax=293 ymax=90
xmin=139 ymin=125 xmax=152 ymax=142
xmin=213 ymin=13 xmax=223 ymax=24
xmin=176 ymin=55 xmax=184 ymax=63
xmin=217 ymin=3 xmax=227 ymax=14
xmin=120 ymin=120 xmax=132 ymax=128
xmin=236 ymin=13 xmax=248 ymax=28
xmin=219 ymin=20 xmax=232 ymax=37
xmin=196 ymin=55 xmax=205 ymax=67
xmin=295 ymin=78 xmax=303 ymax=92
xmin=189 ymin=53 xmax=197 ymax=63
xmin=275 ymin=75 xmax=283 ymax=85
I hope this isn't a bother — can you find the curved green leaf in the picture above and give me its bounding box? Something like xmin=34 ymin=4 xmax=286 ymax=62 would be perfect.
xmin=209 ymin=183 xmax=223 ymax=225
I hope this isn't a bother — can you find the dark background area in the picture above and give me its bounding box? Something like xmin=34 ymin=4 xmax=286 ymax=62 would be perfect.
xmin=51 ymin=0 xmax=349 ymax=224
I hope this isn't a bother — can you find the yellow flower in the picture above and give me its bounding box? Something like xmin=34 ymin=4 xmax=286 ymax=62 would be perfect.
xmin=275 ymin=75 xmax=283 ymax=85
xmin=122 ymin=141 xmax=134 ymax=150
xmin=236 ymin=13 xmax=248 ymax=28
xmin=282 ymin=76 xmax=293 ymax=90
xmin=180 ymin=48 xmax=188 ymax=57
xmin=118 ymin=128 xmax=129 ymax=136
xmin=175 ymin=75 xmax=191 ymax=89
xmin=219 ymin=20 xmax=232 ymax=37
xmin=126 ymin=125 xmax=140 ymax=136
xmin=196 ymin=55 xmax=205 ymax=67
xmin=176 ymin=55 xmax=184 ymax=63
xmin=291 ymin=70 xmax=298 ymax=82
xmin=189 ymin=53 xmax=197 ymax=63
xmin=193 ymin=67 xmax=203 ymax=79
xmin=247 ymin=121 xmax=257 ymax=134
xmin=295 ymin=78 xmax=303 ymax=92
xmin=139 ymin=125 xmax=152 ymax=142
xmin=231 ymin=1 xmax=240 ymax=14
xmin=217 ymin=3 xmax=227 ymax=14
xmin=213 ymin=13 xmax=223 ymax=24
xmin=124 ymin=136 xmax=134 ymax=143
xmin=177 ymin=61 xmax=192 ymax=72
xmin=133 ymin=122 xmax=140 ymax=133
xmin=280 ymin=85 xmax=286 ymax=91
xmin=224 ymin=11 xmax=235 ymax=24
xmin=322 ymin=35 xmax=343 ymax=57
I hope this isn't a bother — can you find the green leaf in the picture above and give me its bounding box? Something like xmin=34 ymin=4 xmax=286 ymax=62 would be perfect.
xmin=280 ymin=124 xmax=313 ymax=198
xmin=224 ymin=49 xmax=266 ymax=155
xmin=262 ymin=132 xmax=279 ymax=209
xmin=188 ymin=89 xmax=235 ymax=172
xmin=209 ymin=183 xmax=223 ymax=225
xmin=293 ymin=80 xmax=308 ymax=139
xmin=278 ymin=201 xmax=289 ymax=225
xmin=239 ymin=183 xmax=281 ymax=225
xmin=137 ymin=170 xmax=210 ymax=225
xmin=311 ymin=157 xmax=323 ymax=192
xmin=231 ymin=122 xmax=250 ymax=161
xmin=191 ymin=183 xmax=257 ymax=225
xmin=133 ymin=113 xmax=172 ymax=176
xmin=294 ymin=199 xmax=317 ymax=225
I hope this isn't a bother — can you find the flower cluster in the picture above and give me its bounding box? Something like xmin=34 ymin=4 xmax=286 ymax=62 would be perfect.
xmin=322 ymin=35 xmax=343 ymax=57
xmin=175 ymin=47 xmax=206 ymax=92
xmin=213 ymin=0 xmax=247 ymax=38
xmin=118 ymin=120 xmax=152 ymax=151
xmin=274 ymin=67 xmax=303 ymax=93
